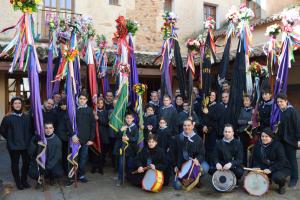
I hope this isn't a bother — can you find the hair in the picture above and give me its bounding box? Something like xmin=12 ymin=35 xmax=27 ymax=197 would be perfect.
xmin=209 ymin=90 xmax=217 ymax=96
xmin=106 ymin=91 xmax=114 ymax=96
xmin=125 ymin=112 xmax=134 ymax=117
xmin=97 ymin=98 xmax=105 ymax=109
xmin=159 ymin=118 xmax=167 ymax=124
xmin=150 ymin=91 xmax=158 ymax=96
xmin=276 ymin=92 xmax=288 ymax=101
xmin=222 ymin=80 xmax=229 ymax=85
xmin=59 ymin=98 xmax=67 ymax=106
xmin=261 ymin=89 xmax=271 ymax=95
xmin=163 ymin=94 xmax=171 ymax=100
xmin=224 ymin=123 xmax=234 ymax=131
xmin=145 ymin=104 xmax=155 ymax=112
xmin=147 ymin=134 xmax=158 ymax=142
xmin=44 ymin=121 xmax=54 ymax=127
xmin=175 ymin=95 xmax=183 ymax=100
xmin=222 ymin=91 xmax=230 ymax=95
xmin=183 ymin=118 xmax=193 ymax=125
xmin=79 ymin=92 xmax=89 ymax=99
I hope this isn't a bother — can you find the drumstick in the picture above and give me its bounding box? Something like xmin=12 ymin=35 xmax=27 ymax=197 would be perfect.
xmin=243 ymin=167 xmax=266 ymax=174
xmin=131 ymin=166 xmax=150 ymax=174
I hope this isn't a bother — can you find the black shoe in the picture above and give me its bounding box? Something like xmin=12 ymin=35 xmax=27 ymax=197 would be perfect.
xmin=98 ymin=168 xmax=104 ymax=175
xmin=22 ymin=181 xmax=31 ymax=189
xmin=65 ymin=179 xmax=74 ymax=187
xmin=90 ymin=167 xmax=97 ymax=174
xmin=35 ymin=182 xmax=43 ymax=190
xmin=16 ymin=183 xmax=24 ymax=190
xmin=49 ymin=178 xmax=55 ymax=186
xmin=79 ymin=176 xmax=88 ymax=183
xmin=278 ymin=185 xmax=286 ymax=194
xmin=288 ymin=180 xmax=297 ymax=189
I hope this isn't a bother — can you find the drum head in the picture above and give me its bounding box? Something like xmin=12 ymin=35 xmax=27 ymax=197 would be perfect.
xmin=212 ymin=170 xmax=237 ymax=192
xmin=178 ymin=160 xmax=193 ymax=179
xmin=244 ymin=172 xmax=269 ymax=196
xmin=142 ymin=169 xmax=156 ymax=190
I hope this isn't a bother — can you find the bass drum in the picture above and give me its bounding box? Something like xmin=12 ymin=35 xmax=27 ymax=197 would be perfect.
xmin=244 ymin=172 xmax=269 ymax=196
xmin=212 ymin=170 xmax=237 ymax=192
xmin=142 ymin=169 xmax=164 ymax=192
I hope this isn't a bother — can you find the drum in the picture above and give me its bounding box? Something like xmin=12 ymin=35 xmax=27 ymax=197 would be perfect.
xmin=212 ymin=170 xmax=237 ymax=192
xmin=142 ymin=169 xmax=164 ymax=192
xmin=178 ymin=160 xmax=201 ymax=191
xmin=244 ymin=172 xmax=269 ymax=196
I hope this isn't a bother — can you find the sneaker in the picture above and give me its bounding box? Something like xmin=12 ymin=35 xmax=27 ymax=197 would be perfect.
xmin=278 ymin=185 xmax=286 ymax=194
xmin=65 ymin=179 xmax=74 ymax=187
xmin=288 ymin=180 xmax=297 ymax=189
xmin=22 ymin=181 xmax=31 ymax=189
xmin=79 ymin=176 xmax=88 ymax=183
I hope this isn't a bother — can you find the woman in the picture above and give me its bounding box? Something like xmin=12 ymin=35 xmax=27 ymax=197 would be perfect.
xmin=127 ymin=134 xmax=167 ymax=187
xmin=175 ymin=95 xmax=184 ymax=113
xmin=252 ymin=128 xmax=291 ymax=194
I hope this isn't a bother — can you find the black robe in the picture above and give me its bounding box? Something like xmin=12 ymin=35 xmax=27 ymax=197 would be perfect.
xmin=117 ymin=123 xmax=139 ymax=157
xmin=0 ymin=112 xmax=33 ymax=150
xmin=42 ymin=109 xmax=58 ymax=129
xmin=158 ymin=105 xmax=178 ymax=135
xmin=178 ymin=110 xmax=200 ymax=133
xmin=97 ymin=109 xmax=109 ymax=145
xmin=56 ymin=110 xmax=72 ymax=142
xmin=143 ymin=114 xmax=158 ymax=140
xmin=258 ymin=99 xmax=273 ymax=132
xmin=75 ymin=106 xmax=96 ymax=145
xmin=156 ymin=127 xmax=172 ymax=153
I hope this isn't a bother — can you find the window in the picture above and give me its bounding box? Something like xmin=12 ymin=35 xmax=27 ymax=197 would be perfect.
xmin=164 ymin=0 xmax=173 ymax=11
xmin=204 ymin=4 xmax=216 ymax=22
xmin=109 ymin=0 xmax=119 ymax=5
xmin=245 ymin=0 xmax=261 ymax=20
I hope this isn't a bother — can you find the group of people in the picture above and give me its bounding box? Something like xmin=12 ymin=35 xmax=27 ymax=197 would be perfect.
xmin=1 ymin=82 xmax=300 ymax=195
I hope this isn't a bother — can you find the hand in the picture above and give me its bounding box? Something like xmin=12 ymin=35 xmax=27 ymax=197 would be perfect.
xmin=203 ymin=107 xmax=208 ymax=114
xmin=86 ymin=141 xmax=94 ymax=146
xmin=72 ymin=135 xmax=80 ymax=144
xmin=216 ymin=163 xmax=223 ymax=170
xmin=149 ymin=164 xmax=155 ymax=170
xmin=137 ymin=167 xmax=144 ymax=173
xmin=122 ymin=135 xmax=129 ymax=142
xmin=174 ymin=167 xmax=179 ymax=173
xmin=193 ymin=159 xmax=200 ymax=166
xmin=94 ymin=115 xmax=99 ymax=120
xmin=248 ymin=121 xmax=253 ymax=125
xmin=298 ymin=141 xmax=300 ymax=148
xmin=264 ymin=169 xmax=271 ymax=174
xmin=202 ymin=126 xmax=208 ymax=133
xmin=120 ymin=126 xmax=128 ymax=132
xmin=223 ymin=163 xmax=232 ymax=170
xmin=252 ymin=167 xmax=261 ymax=171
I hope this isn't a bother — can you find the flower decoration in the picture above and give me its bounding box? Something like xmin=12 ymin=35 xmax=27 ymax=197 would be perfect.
xmin=10 ymin=0 xmax=41 ymax=13
xmin=204 ymin=16 xmax=216 ymax=29
xmin=265 ymin=24 xmax=281 ymax=37
xmin=96 ymin=34 xmax=108 ymax=49
xmin=62 ymin=47 xmax=79 ymax=62
xmin=161 ymin=11 xmax=178 ymax=39
xmin=281 ymin=8 xmax=300 ymax=33
xmin=186 ymin=38 xmax=201 ymax=52
xmin=249 ymin=61 xmax=268 ymax=77
xmin=113 ymin=16 xmax=128 ymax=43
xmin=133 ymin=83 xmax=148 ymax=95
xmin=118 ymin=63 xmax=130 ymax=75
xmin=126 ymin=19 xmax=139 ymax=36
xmin=46 ymin=14 xmax=59 ymax=31
xmin=239 ymin=3 xmax=255 ymax=21
xmin=226 ymin=6 xmax=239 ymax=24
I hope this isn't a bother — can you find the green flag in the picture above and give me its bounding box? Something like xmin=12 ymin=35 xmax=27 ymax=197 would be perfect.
xmin=109 ymin=80 xmax=128 ymax=132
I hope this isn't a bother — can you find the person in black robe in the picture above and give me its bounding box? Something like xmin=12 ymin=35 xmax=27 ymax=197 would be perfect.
xmin=104 ymin=91 xmax=114 ymax=111
xmin=276 ymin=93 xmax=300 ymax=188
xmin=175 ymin=95 xmax=184 ymax=113
xmin=211 ymin=124 xmax=244 ymax=180
xmin=172 ymin=119 xmax=209 ymax=177
xmin=252 ymin=128 xmax=291 ymax=194
xmin=178 ymin=102 xmax=200 ymax=133
xmin=0 ymin=97 xmax=33 ymax=190
xmin=157 ymin=95 xmax=178 ymax=135
xmin=116 ymin=112 xmax=139 ymax=186
xmin=28 ymin=122 xmax=63 ymax=188
xmin=127 ymin=134 xmax=167 ymax=187
xmin=201 ymin=91 xmax=224 ymax=164
xmin=52 ymin=93 xmax=62 ymax=112
xmin=91 ymin=98 xmax=109 ymax=174
xmin=56 ymin=98 xmax=72 ymax=175
xmin=237 ymin=94 xmax=253 ymax=166
xmin=148 ymin=91 xmax=160 ymax=114
xmin=42 ymin=98 xmax=58 ymax=130
xmin=143 ymin=104 xmax=158 ymax=141
xmin=258 ymin=90 xmax=273 ymax=132
xmin=220 ymin=91 xmax=230 ymax=128
xmin=67 ymin=93 xmax=96 ymax=186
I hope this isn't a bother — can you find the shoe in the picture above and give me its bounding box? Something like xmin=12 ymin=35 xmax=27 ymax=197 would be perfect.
xmin=79 ymin=176 xmax=88 ymax=183
xmin=22 ymin=181 xmax=31 ymax=189
xmin=278 ymin=185 xmax=286 ymax=194
xmin=49 ymin=178 xmax=55 ymax=186
xmin=98 ymin=168 xmax=104 ymax=175
xmin=16 ymin=182 xmax=24 ymax=190
xmin=288 ymin=180 xmax=297 ymax=189
xmin=90 ymin=167 xmax=97 ymax=174
xmin=35 ymin=182 xmax=43 ymax=190
xmin=116 ymin=179 xmax=121 ymax=187
xmin=65 ymin=179 xmax=74 ymax=187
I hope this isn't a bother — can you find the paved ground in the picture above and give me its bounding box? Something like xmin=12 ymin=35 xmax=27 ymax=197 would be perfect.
xmin=1 ymin=140 xmax=300 ymax=200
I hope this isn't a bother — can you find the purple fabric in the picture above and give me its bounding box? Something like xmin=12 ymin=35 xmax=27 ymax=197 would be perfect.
xmin=46 ymin=47 xmax=53 ymax=99
xmin=179 ymin=164 xmax=200 ymax=182
xmin=161 ymin=41 xmax=172 ymax=98
xmin=28 ymin=46 xmax=46 ymax=167
xmin=74 ymin=57 xmax=81 ymax=96
xmin=128 ymin=33 xmax=139 ymax=107
xmin=270 ymin=37 xmax=290 ymax=131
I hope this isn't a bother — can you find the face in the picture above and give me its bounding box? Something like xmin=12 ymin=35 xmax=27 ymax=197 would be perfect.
xmin=60 ymin=104 xmax=67 ymax=111
xmin=222 ymin=83 xmax=230 ymax=91
xmin=148 ymin=139 xmax=157 ymax=149
xmin=146 ymin=107 xmax=154 ymax=115
xmin=209 ymin=92 xmax=216 ymax=102
xmin=78 ymin=96 xmax=88 ymax=106
xmin=150 ymin=92 xmax=159 ymax=102
xmin=193 ymin=87 xmax=199 ymax=96
xmin=159 ymin=119 xmax=167 ymax=128
xmin=105 ymin=92 xmax=114 ymax=102
xmin=53 ymin=94 xmax=62 ymax=104
xmin=261 ymin=132 xmax=272 ymax=144
xmin=12 ymin=99 xmax=22 ymax=111
xmin=175 ymin=96 xmax=183 ymax=106
xmin=277 ymin=98 xmax=288 ymax=110
xmin=222 ymin=93 xmax=229 ymax=104
xmin=175 ymin=89 xmax=180 ymax=96
xmin=183 ymin=121 xmax=194 ymax=134
xmin=125 ymin=115 xmax=134 ymax=125
xmin=183 ymin=103 xmax=190 ymax=112
xmin=243 ymin=97 xmax=251 ymax=107
xmin=163 ymin=97 xmax=171 ymax=106
xmin=44 ymin=124 xmax=54 ymax=135
xmin=262 ymin=93 xmax=272 ymax=102
xmin=44 ymin=99 xmax=54 ymax=110
xmin=223 ymin=126 xmax=234 ymax=140
xmin=97 ymin=100 xmax=104 ymax=109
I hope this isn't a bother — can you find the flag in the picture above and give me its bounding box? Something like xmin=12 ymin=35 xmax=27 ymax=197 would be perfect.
xmin=136 ymin=95 xmax=144 ymax=151
xmin=128 ymin=33 xmax=139 ymax=108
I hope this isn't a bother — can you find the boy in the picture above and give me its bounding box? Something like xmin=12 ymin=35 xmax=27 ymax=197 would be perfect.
xmin=143 ymin=104 xmax=157 ymax=141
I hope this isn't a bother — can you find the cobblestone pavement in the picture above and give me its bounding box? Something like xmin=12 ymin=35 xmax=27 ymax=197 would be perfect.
xmin=1 ymin=141 xmax=300 ymax=200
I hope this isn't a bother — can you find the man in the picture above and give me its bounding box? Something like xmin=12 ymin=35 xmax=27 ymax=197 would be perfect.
xmin=157 ymin=95 xmax=178 ymax=134
xmin=276 ymin=93 xmax=300 ymax=188
xmin=52 ymin=93 xmax=62 ymax=111
xmin=219 ymin=92 xmax=230 ymax=133
xmin=0 ymin=97 xmax=33 ymax=190
xmin=212 ymin=124 xmax=244 ymax=181
xmin=68 ymin=93 xmax=96 ymax=185
xmin=42 ymin=98 xmax=58 ymax=130
xmin=105 ymin=91 xmax=114 ymax=111
xmin=149 ymin=91 xmax=160 ymax=112
xmin=178 ymin=102 xmax=200 ymax=133
xmin=172 ymin=119 xmax=209 ymax=177
xmin=222 ymin=80 xmax=230 ymax=93
xmin=252 ymin=128 xmax=291 ymax=194
xmin=28 ymin=122 xmax=63 ymax=188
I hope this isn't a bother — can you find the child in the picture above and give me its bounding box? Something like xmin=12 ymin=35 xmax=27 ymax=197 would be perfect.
xmin=258 ymin=90 xmax=273 ymax=132
xmin=143 ymin=104 xmax=157 ymax=141
xmin=116 ymin=112 xmax=139 ymax=186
